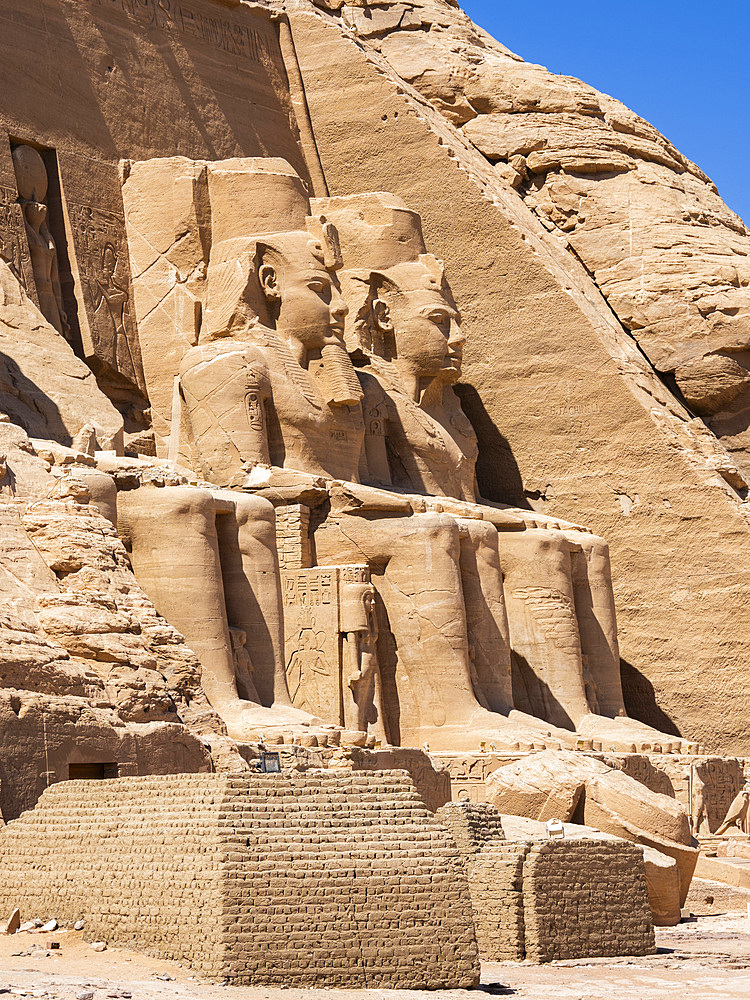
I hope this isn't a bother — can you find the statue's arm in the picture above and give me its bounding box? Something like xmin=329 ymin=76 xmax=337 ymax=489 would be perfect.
xmin=179 ymin=343 xmax=272 ymax=487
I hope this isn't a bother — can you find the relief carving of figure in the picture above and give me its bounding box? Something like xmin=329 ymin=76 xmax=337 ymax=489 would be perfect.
xmin=11 ymin=145 xmax=68 ymax=340
xmin=715 ymin=788 xmax=750 ymax=836
xmin=340 ymin=577 xmax=384 ymax=738
xmin=286 ymin=628 xmax=334 ymax=720
xmin=92 ymin=242 xmax=140 ymax=383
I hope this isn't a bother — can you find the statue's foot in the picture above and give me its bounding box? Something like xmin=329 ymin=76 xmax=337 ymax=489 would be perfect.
xmin=400 ymin=707 xmax=575 ymax=753
xmin=217 ymin=699 xmax=324 ymax=744
xmin=577 ymin=714 xmax=703 ymax=754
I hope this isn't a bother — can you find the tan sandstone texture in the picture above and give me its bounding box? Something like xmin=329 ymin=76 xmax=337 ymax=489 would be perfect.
xmin=0 ymin=771 xmax=480 ymax=988
xmin=0 ymin=0 xmax=747 ymax=983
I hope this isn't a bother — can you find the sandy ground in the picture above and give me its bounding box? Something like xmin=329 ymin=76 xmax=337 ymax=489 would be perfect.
xmin=1 ymin=910 xmax=749 ymax=1000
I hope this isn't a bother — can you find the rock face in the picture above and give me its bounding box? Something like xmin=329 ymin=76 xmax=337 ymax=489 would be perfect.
xmin=0 ymin=262 xmax=123 ymax=450
xmin=485 ymin=750 xmax=699 ymax=916
xmin=292 ymin=0 xmax=750 ymax=754
xmin=0 ymin=417 xmax=221 ymax=818
xmin=327 ymin=0 xmax=750 ymax=475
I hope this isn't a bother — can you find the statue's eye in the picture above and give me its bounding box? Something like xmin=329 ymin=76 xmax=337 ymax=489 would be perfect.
xmin=308 ymin=279 xmax=328 ymax=294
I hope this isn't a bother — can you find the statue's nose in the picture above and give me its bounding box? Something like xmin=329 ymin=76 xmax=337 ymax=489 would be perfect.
xmin=331 ymin=287 xmax=349 ymax=321
xmin=448 ymin=319 xmax=466 ymax=349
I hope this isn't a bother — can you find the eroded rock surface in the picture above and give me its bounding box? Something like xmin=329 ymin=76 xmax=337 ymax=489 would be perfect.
xmin=0 ymin=418 xmax=224 ymax=805
xmin=320 ymin=0 xmax=750 ymax=475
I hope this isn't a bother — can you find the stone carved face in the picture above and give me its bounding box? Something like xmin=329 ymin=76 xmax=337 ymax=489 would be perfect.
xmin=371 ymin=259 xmax=465 ymax=383
xmin=258 ymin=232 xmax=348 ymax=359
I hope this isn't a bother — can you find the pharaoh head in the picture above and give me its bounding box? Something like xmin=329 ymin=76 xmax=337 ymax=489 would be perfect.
xmin=12 ymin=145 xmax=49 ymax=233
xmin=201 ymin=161 xmax=361 ymax=407
xmin=203 ymin=160 xmax=347 ymax=358
xmin=364 ymin=255 xmax=465 ymax=385
xmin=255 ymin=227 xmax=348 ymax=360
xmin=311 ymin=192 xmax=466 ymax=389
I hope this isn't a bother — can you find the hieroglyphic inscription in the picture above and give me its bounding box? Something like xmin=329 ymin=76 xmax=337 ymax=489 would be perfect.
xmin=617 ymin=755 xmax=674 ymax=799
xmin=0 ymin=186 xmax=32 ymax=294
xmin=691 ymin=757 xmax=743 ymax=835
xmin=283 ymin=567 xmax=340 ymax=722
xmin=341 ymin=565 xmax=369 ymax=586
xmin=283 ymin=569 xmax=335 ymax=609
xmin=80 ymin=0 xmax=281 ymax=64
xmin=67 ymin=204 xmax=145 ymax=391
xmin=275 ymin=505 xmax=312 ymax=571
xmin=430 ymin=752 xmax=515 ymax=804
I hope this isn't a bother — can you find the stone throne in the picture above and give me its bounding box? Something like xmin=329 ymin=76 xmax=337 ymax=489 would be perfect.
xmin=120 ymin=155 xmax=689 ymax=754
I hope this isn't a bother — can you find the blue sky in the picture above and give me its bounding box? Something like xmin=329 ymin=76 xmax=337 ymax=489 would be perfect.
xmin=461 ymin=1 xmax=749 ymax=225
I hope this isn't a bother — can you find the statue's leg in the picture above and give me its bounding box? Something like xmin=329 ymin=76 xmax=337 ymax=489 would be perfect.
xmin=118 ymin=485 xmax=318 ymax=739
xmin=116 ymin=485 xmax=238 ymax=713
xmin=496 ymin=527 xmax=591 ymax=730
xmin=213 ymin=490 xmax=290 ymax=708
xmin=567 ymin=530 xmax=625 ymax=718
xmin=457 ymin=517 xmax=514 ymax=715
xmin=69 ymin=468 xmax=118 ymax=527
xmin=315 ymin=510 xmax=568 ymax=750
xmin=315 ymin=510 xmax=478 ymax=736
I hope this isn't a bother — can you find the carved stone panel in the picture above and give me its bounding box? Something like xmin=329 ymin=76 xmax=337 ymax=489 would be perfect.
xmin=283 ymin=566 xmax=342 ymax=725
xmin=67 ymin=203 xmax=145 ymax=394
xmin=0 ymin=186 xmax=33 ymax=296
xmin=282 ymin=564 xmax=381 ymax=735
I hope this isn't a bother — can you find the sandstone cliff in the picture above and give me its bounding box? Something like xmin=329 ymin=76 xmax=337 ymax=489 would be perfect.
xmin=315 ymin=0 xmax=750 ymax=475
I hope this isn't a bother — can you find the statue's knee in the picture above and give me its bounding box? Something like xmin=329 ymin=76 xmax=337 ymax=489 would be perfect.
xmin=466 ymin=519 xmax=498 ymax=549
xmin=71 ymin=468 xmax=117 ymax=527
xmin=119 ymin=486 xmax=217 ymax=544
xmin=232 ymin=493 xmax=275 ymax=529
xmin=416 ymin=511 xmax=461 ymax=559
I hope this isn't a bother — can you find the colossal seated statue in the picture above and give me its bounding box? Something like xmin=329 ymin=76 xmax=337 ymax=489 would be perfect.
xmin=119 ymin=156 xmax=684 ymax=753
xmin=316 ymin=191 xmax=685 ymax=752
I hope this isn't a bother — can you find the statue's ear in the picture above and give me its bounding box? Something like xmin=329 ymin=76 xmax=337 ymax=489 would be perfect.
xmin=258 ymin=260 xmax=280 ymax=304
xmin=372 ymin=297 xmax=394 ymax=334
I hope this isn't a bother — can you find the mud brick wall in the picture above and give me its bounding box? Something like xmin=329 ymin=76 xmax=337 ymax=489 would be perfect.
xmin=523 ymin=839 xmax=656 ymax=961
xmin=0 ymin=774 xmax=225 ymax=974
xmin=0 ymin=771 xmax=479 ymax=988
xmin=437 ymin=802 xmax=526 ymax=960
xmin=437 ymin=802 xmax=654 ymax=962
xmin=437 ymin=801 xmax=507 ymax=853
xmin=465 ymin=842 xmax=528 ymax=961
